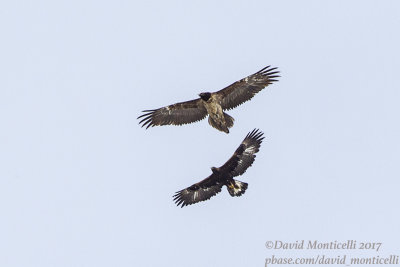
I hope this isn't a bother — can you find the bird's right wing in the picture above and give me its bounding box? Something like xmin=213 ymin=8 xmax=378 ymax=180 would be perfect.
xmin=215 ymin=66 xmax=279 ymax=110
xmin=138 ymin=98 xmax=207 ymax=128
xmin=173 ymin=174 xmax=223 ymax=208
xmin=219 ymin=129 xmax=264 ymax=177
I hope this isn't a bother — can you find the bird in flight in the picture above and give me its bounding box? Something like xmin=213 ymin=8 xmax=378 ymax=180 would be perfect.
xmin=173 ymin=129 xmax=264 ymax=207
xmin=138 ymin=66 xmax=279 ymax=133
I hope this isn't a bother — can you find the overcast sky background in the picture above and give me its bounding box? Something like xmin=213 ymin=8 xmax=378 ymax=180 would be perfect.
xmin=1 ymin=1 xmax=399 ymax=266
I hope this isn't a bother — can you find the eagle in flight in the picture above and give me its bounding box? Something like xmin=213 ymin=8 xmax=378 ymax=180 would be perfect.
xmin=138 ymin=66 xmax=279 ymax=133
xmin=173 ymin=129 xmax=264 ymax=207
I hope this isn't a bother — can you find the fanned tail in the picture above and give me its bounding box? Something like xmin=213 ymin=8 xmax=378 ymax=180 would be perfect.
xmin=224 ymin=112 xmax=234 ymax=129
xmin=226 ymin=180 xmax=248 ymax=197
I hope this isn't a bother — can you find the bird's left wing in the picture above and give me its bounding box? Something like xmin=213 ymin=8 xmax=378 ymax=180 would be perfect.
xmin=215 ymin=66 xmax=279 ymax=110
xmin=173 ymin=174 xmax=223 ymax=208
xmin=138 ymin=98 xmax=207 ymax=129
xmin=219 ymin=129 xmax=264 ymax=177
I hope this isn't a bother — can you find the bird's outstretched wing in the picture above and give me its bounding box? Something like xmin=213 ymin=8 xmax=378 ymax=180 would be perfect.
xmin=215 ymin=66 xmax=279 ymax=110
xmin=138 ymin=99 xmax=207 ymax=128
xmin=173 ymin=174 xmax=223 ymax=208
xmin=219 ymin=129 xmax=264 ymax=177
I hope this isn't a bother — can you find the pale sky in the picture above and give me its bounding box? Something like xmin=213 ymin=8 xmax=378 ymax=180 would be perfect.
xmin=0 ymin=1 xmax=399 ymax=266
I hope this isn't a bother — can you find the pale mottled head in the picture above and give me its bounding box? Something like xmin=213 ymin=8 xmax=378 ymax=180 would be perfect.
xmin=199 ymin=92 xmax=211 ymax=101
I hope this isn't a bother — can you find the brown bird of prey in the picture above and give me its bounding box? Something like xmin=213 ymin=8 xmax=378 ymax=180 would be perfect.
xmin=173 ymin=129 xmax=264 ymax=207
xmin=138 ymin=66 xmax=279 ymax=133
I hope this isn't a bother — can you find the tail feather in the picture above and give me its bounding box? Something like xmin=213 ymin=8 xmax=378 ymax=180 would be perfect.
xmin=207 ymin=113 xmax=234 ymax=133
xmin=223 ymin=112 xmax=234 ymax=129
xmin=226 ymin=180 xmax=248 ymax=197
xmin=208 ymin=116 xmax=229 ymax=133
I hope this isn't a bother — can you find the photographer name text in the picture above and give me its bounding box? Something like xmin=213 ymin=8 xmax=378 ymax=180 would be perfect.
xmin=265 ymin=240 xmax=382 ymax=252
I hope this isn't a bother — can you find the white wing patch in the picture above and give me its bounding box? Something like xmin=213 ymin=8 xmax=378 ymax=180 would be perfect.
xmin=193 ymin=191 xmax=199 ymax=201
xmin=230 ymin=143 xmax=259 ymax=177
xmin=244 ymin=145 xmax=256 ymax=154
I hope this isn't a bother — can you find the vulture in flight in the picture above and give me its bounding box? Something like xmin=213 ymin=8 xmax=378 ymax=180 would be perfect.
xmin=138 ymin=66 xmax=279 ymax=133
xmin=173 ymin=129 xmax=264 ymax=207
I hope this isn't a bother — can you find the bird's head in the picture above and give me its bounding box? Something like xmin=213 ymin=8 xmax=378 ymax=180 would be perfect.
xmin=199 ymin=92 xmax=211 ymax=101
xmin=211 ymin=167 xmax=219 ymax=174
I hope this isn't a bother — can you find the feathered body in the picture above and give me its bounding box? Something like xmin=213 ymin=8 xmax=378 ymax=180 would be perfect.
xmin=199 ymin=92 xmax=234 ymax=133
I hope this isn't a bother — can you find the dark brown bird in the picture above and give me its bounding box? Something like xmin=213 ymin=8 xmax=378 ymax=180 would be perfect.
xmin=173 ymin=129 xmax=264 ymax=207
xmin=138 ymin=66 xmax=279 ymax=133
